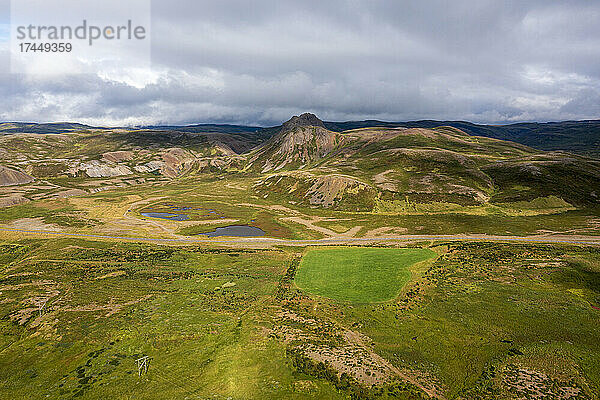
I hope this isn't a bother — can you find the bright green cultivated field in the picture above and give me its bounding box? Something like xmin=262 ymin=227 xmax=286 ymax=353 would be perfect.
xmin=295 ymin=247 xmax=437 ymax=302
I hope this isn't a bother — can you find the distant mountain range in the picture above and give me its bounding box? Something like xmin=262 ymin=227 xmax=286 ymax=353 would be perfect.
xmin=2 ymin=119 xmax=599 ymax=157
xmin=0 ymin=122 xmax=96 ymax=134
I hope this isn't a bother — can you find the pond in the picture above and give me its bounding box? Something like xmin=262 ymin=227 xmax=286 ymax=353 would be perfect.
xmin=141 ymin=212 xmax=190 ymax=221
xmin=141 ymin=203 xmax=226 ymax=220
xmin=200 ymin=225 xmax=266 ymax=238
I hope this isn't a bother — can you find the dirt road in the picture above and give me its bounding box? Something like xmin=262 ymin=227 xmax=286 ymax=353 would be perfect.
xmin=1 ymin=227 xmax=599 ymax=247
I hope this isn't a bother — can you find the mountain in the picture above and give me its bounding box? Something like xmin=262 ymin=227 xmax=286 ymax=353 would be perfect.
xmin=246 ymin=113 xmax=345 ymax=172
xmin=1 ymin=113 xmax=599 ymax=213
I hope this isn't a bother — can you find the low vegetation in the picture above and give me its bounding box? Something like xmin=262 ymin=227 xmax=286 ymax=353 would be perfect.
xmin=0 ymin=239 xmax=597 ymax=399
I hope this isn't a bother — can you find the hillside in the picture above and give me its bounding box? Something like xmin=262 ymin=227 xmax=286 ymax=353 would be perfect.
xmin=252 ymin=116 xmax=600 ymax=211
xmin=323 ymin=119 xmax=600 ymax=157
xmin=0 ymin=128 xmax=253 ymax=179
xmin=0 ymin=166 xmax=34 ymax=186
xmin=4 ymin=118 xmax=599 ymax=156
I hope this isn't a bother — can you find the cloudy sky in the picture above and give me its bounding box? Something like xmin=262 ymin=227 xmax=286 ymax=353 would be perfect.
xmin=0 ymin=0 xmax=599 ymax=126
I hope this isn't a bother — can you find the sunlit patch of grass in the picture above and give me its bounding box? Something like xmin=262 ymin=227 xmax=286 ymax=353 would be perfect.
xmin=295 ymin=247 xmax=436 ymax=302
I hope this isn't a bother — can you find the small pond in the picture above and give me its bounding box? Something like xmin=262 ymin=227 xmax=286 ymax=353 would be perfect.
xmin=200 ymin=225 xmax=266 ymax=238
xmin=141 ymin=212 xmax=190 ymax=221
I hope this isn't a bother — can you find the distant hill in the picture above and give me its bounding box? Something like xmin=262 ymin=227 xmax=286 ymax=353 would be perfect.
xmin=0 ymin=166 xmax=34 ymax=186
xmin=148 ymin=124 xmax=271 ymax=150
xmin=0 ymin=122 xmax=96 ymax=134
xmin=1 ymin=113 xmax=599 ymax=212
xmin=323 ymin=120 xmax=600 ymax=157
xmin=146 ymin=123 xmax=262 ymax=134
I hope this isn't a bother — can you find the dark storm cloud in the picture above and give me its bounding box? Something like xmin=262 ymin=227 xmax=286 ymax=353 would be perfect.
xmin=1 ymin=0 xmax=599 ymax=125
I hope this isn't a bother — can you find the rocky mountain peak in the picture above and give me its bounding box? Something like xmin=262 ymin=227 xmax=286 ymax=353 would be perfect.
xmin=281 ymin=113 xmax=325 ymax=131
xmin=247 ymin=113 xmax=343 ymax=172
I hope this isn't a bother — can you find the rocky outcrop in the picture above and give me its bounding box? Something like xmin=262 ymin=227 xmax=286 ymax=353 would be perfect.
xmin=253 ymin=172 xmax=376 ymax=209
xmin=0 ymin=166 xmax=35 ymax=186
xmin=280 ymin=112 xmax=326 ymax=131
xmin=305 ymin=174 xmax=371 ymax=207
xmin=134 ymin=161 xmax=164 ymax=174
xmin=68 ymin=160 xmax=132 ymax=178
xmin=102 ymin=151 xmax=134 ymax=163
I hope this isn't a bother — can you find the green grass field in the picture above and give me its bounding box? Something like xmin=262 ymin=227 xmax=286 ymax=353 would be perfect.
xmin=1 ymin=239 xmax=599 ymax=399
xmin=294 ymin=247 xmax=437 ymax=302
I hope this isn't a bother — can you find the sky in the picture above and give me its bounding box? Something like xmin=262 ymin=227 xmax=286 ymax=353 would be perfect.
xmin=0 ymin=0 xmax=599 ymax=126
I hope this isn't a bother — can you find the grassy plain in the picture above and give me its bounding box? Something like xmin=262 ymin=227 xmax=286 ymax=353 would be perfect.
xmin=0 ymin=239 xmax=598 ymax=399
xmin=0 ymin=238 xmax=344 ymax=399
xmin=295 ymin=247 xmax=437 ymax=302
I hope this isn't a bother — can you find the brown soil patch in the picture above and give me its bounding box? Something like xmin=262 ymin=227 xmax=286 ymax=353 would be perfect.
xmin=281 ymin=216 xmax=338 ymax=237
xmin=64 ymin=294 xmax=153 ymax=317
xmin=373 ymin=169 xmax=398 ymax=192
xmin=0 ymin=166 xmax=34 ymax=186
xmin=0 ymin=195 xmax=30 ymax=208
xmin=306 ymin=175 xmax=370 ymax=207
xmin=5 ymin=281 xmax=60 ymax=325
xmin=502 ymin=365 xmax=582 ymax=399
xmin=2 ymin=217 xmax=62 ymax=232
xmin=95 ymin=270 xmax=126 ymax=280
xmin=236 ymin=202 xmax=299 ymax=214
xmin=53 ymin=188 xmax=87 ymax=199
xmin=302 ymin=340 xmax=390 ymax=386
xmin=343 ymin=127 xmax=407 ymax=142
